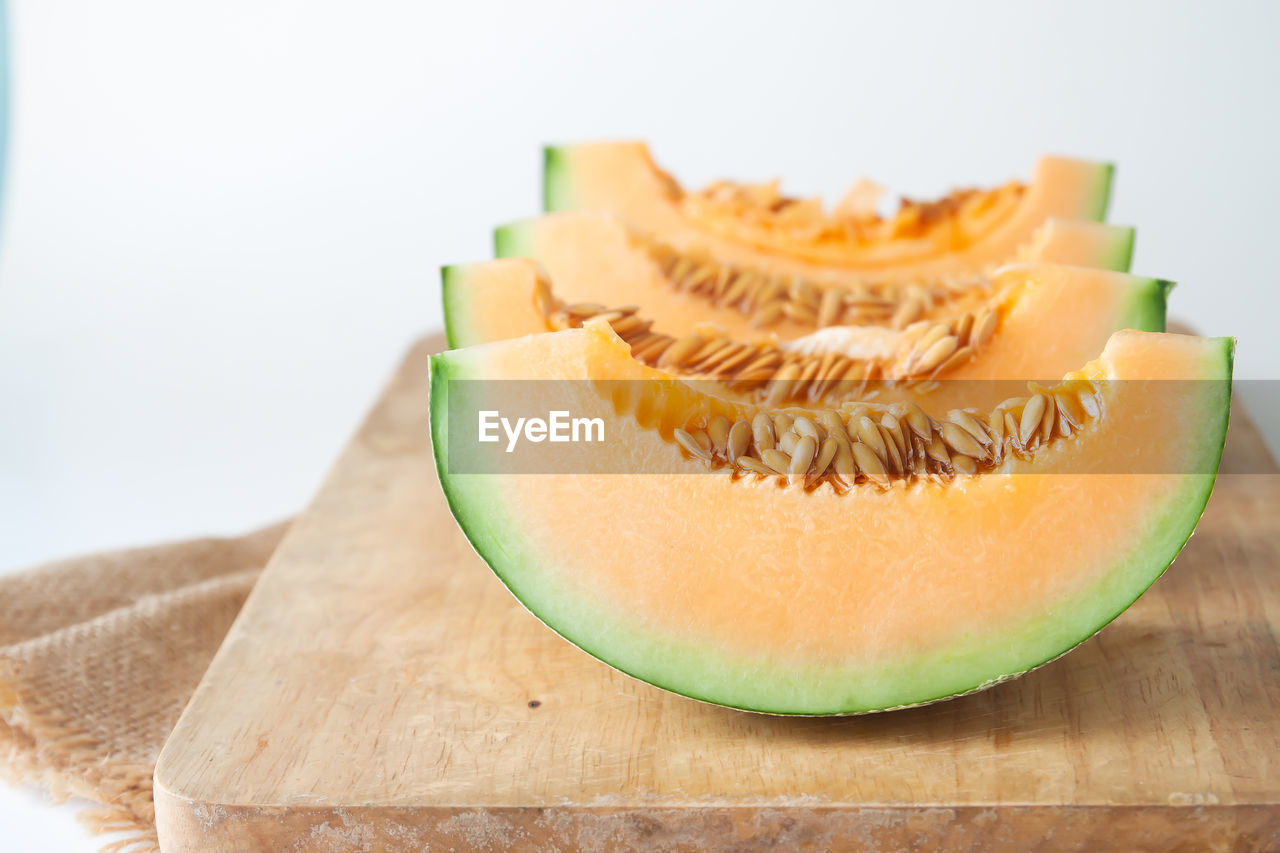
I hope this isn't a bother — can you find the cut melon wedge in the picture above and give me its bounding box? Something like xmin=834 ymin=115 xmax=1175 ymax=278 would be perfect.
xmin=495 ymin=212 xmax=1136 ymax=340
xmin=442 ymin=257 xmax=1169 ymax=412
xmin=543 ymin=142 xmax=1117 ymax=277
xmin=430 ymin=325 xmax=1232 ymax=714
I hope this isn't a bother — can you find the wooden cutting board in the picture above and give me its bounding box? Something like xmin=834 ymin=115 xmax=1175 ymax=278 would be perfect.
xmin=154 ymin=334 xmax=1280 ymax=852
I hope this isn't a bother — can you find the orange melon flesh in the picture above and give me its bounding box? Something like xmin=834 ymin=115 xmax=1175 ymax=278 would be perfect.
xmin=543 ymin=142 xmax=1116 ymax=276
xmin=494 ymin=212 xmax=1136 ymax=343
xmin=430 ymin=325 xmax=1232 ymax=714
xmin=442 ymin=258 xmax=1169 ymax=412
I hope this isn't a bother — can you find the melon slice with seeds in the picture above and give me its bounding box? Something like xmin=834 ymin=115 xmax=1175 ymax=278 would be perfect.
xmin=430 ymin=323 xmax=1232 ymax=714
xmin=542 ymin=142 xmax=1119 ymax=277
xmin=442 ymin=257 xmax=1169 ymax=413
xmin=496 ymin=212 xmax=1135 ymax=341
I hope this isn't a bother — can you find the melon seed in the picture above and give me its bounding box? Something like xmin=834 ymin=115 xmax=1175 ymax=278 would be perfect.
xmin=903 ymin=403 xmax=932 ymax=438
xmin=972 ymin=310 xmax=998 ymax=346
xmin=941 ymin=422 xmax=986 ymax=459
xmin=753 ymin=302 xmax=784 ymax=328
xmin=855 ymin=416 xmax=888 ymax=462
xmin=813 ymin=437 xmax=839 ymax=477
xmin=661 ymin=334 xmax=705 ymax=367
xmin=779 ymin=431 xmax=800 ymax=456
xmin=1056 ymin=391 xmax=1086 ymax=428
xmin=674 ymin=429 xmax=711 ymax=461
xmin=852 ymin=442 xmax=888 ymax=480
xmin=707 ymin=416 xmax=731 ymax=453
xmin=947 ymin=410 xmax=993 ymax=446
xmin=881 ymin=413 xmax=908 ymax=458
xmin=914 ymin=335 xmax=959 ymax=374
xmin=820 ymin=410 xmax=848 ymax=439
xmin=1038 ymin=395 xmax=1055 ymax=443
xmin=932 ymin=344 xmax=974 ymax=376
xmin=1003 ymin=411 xmax=1021 ymax=448
xmin=761 ymin=448 xmax=792 ymax=475
xmin=879 ymin=424 xmax=905 ymax=474
xmin=752 ymin=412 xmax=776 ymax=451
xmin=782 ymin=301 xmax=818 ymax=324
xmin=1079 ymin=388 xmax=1100 ymax=419
xmin=817 ymin=287 xmax=844 ymax=327
xmin=792 ymin=416 xmax=822 ymax=441
xmin=891 ymin=296 xmax=925 ymax=328
xmin=833 ymin=444 xmax=856 ymax=482
xmin=728 ymin=420 xmax=751 ymax=462
xmin=789 ymin=436 xmax=817 ymax=476
xmin=1019 ymin=394 xmax=1048 ymax=446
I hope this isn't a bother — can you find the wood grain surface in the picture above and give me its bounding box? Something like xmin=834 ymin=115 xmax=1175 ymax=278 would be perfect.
xmin=154 ymin=334 xmax=1280 ymax=852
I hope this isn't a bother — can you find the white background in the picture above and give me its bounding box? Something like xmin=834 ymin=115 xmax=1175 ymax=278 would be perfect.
xmin=1 ymin=1 xmax=1277 ymax=848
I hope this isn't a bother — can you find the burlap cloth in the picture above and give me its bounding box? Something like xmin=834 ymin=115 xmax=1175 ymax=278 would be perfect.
xmin=0 ymin=522 xmax=290 ymax=852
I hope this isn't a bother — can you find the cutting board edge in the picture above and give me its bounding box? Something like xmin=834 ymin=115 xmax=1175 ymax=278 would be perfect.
xmin=153 ymin=790 xmax=1280 ymax=853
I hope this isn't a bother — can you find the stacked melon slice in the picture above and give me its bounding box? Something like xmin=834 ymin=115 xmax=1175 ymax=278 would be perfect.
xmin=430 ymin=143 xmax=1232 ymax=714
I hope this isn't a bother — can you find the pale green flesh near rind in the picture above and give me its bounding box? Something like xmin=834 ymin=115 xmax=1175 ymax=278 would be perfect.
xmin=542 ymin=145 xmax=1115 ymax=224
xmin=428 ymin=340 xmax=1231 ymax=715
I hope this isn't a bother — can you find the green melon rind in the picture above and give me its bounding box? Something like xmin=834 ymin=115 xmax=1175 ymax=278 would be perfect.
xmin=543 ymin=145 xmax=1116 ymax=225
xmin=1120 ymin=275 xmax=1173 ymax=333
xmin=1106 ymin=225 xmax=1136 ymax=273
xmin=493 ymin=220 xmax=535 ymax=261
xmin=543 ymin=146 xmax=573 ymax=213
xmin=1091 ymin=162 xmax=1115 ymax=222
xmin=428 ymin=337 xmax=1232 ymax=715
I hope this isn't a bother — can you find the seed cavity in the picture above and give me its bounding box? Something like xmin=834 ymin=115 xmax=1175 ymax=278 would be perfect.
xmin=666 ymin=383 xmax=1100 ymax=491
xmin=645 ymin=238 xmax=998 ymax=333
xmin=663 ymin=176 xmax=1027 ymax=301
xmin=536 ymin=271 xmax=1009 ymax=407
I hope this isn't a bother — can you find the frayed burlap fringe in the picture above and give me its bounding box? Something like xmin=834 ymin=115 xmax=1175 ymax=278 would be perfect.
xmin=0 ymin=524 xmax=288 ymax=852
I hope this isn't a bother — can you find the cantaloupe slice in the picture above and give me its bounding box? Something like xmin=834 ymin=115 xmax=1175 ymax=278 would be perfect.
xmin=495 ymin=212 xmax=1136 ymax=341
xmin=430 ymin=324 xmax=1232 ymax=714
xmin=442 ymin=257 xmax=1169 ymax=412
xmin=543 ymin=142 xmax=1117 ymax=277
